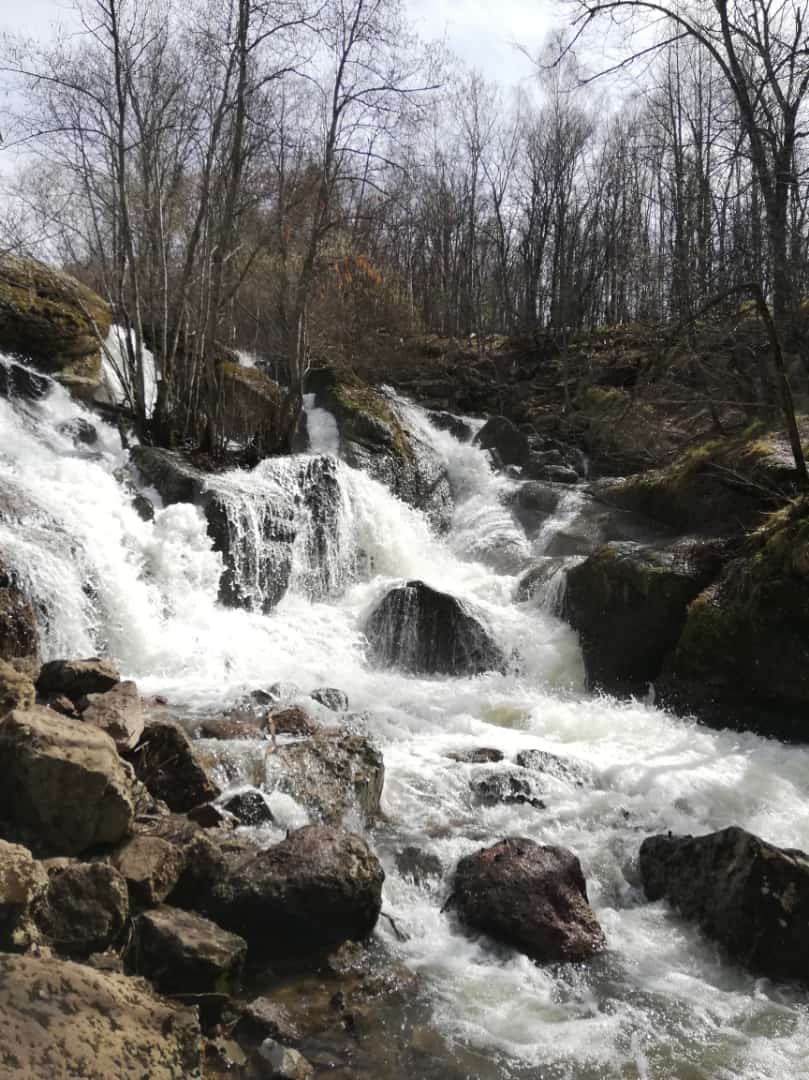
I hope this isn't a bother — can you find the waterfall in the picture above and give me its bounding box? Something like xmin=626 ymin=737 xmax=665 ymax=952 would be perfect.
xmin=2 ymin=351 xmax=809 ymax=1078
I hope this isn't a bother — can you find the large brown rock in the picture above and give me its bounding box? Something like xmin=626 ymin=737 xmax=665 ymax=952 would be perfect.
xmin=134 ymin=905 xmax=246 ymax=995
xmin=0 ymin=952 xmax=202 ymax=1078
xmin=110 ymin=835 xmax=186 ymax=907
xmin=127 ymin=719 xmax=219 ymax=812
xmin=0 ymin=659 xmax=35 ymax=717
xmin=81 ymin=680 xmax=144 ymax=751
xmin=452 ymin=837 xmax=606 ymax=963
xmin=271 ymin=731 xmax=384 ymax=826
xmin=36 ymin=656 xmax=119 ymax=701
xmin=0 ymin=839 xmax=48 ymax=950
xmin=201 ymin=825 xmax=384 ymax=960
xmin=33 ymin=862 xmax=129 ymax=956
xmin=0 ymin=707 xmax=134 ymax=855
xmin=640 ymin=826 xmax=809 ymax=984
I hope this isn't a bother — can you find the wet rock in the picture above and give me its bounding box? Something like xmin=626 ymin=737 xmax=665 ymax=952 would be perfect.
xmin=395 ymin=847 xmax=443 ymax=888
xmin=514 ymin=749 xmax=592 ymax=788
xmin=33 ymin=862 xmax=129 ymax=956
xmin=187 ymin=803 xmax=229 ymax=829
xmin=199 ymin=714 xmax=264 ymax=740
xmin=0 ymin=658 xmax=35 ymax=716
xmin=268 ymin=705 xmax=319 ymax=736
xmin=639 ymin=826 xmax=809 ymax=984
xmin=469 ymin=769 xmax=545 ymax=809
xmin=310 ymin=687 xmax=349 ymax=712
xmin=0 ymin=357 xmax=50 ymax=400
xmin=0 ymin=839 xmax=48 ymax=950
xmin=364 ymin=580 xmax=505 ymax=677
xmin=202 ymin=825 xmax=384 ymax=959
xmin=236 ymin=997 xmax=301 ymax=1044
xmin=0 ymin=707 xmax=134 ymax=855
xmin=563 ymin=539 xmax=718 ymax=694
xmin=36 ymin=656 xmax=119 ymax=701
xmin=474 ymin=415 xmax=529 ymax=467
xmin=223 ymin=789 xmax=274 ymax=826
xmin=80 ymin=679 xmax=144 ymax=751
xmin=58 ymin=416 xmax=98 ymax=445
xmin=0 ymin=952 xmax=202 ymax=1077
xmin=535 ymin=464 xmax=580 ymax=484
xmin=446 ymin=747 xmax=504 ymax=764
xmin=0 ymin=580 xmax=39 ymax=661
xmin=134 ymin=905 xmax=247 ymax=995
xmin=514 ymin=558 xmax=581 ymax=608
xmin=127 ymin=719 xmax=220 ymax=812
xmin=452 ymin=837 xmax=606 ymax=963
xmin=272 ymin=731 xmax=384 ymax=826
xmin=256 ymin=1039 xmax=314 ymax=1080
xmin=110 ymin=834 xmax=185 ymax=906
xmin=427 ymin=410 xmax=473 ymax=441
xmin=131 ymin=491 xmax=155 ymax=521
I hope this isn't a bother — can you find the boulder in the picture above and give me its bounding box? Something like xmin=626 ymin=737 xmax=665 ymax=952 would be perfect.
xmin=0 ymin=659 xmax=35 ymax=716
xmin=563 ymin=539 xmax=720 ymax=694
xmin=514 ymin=749 xmax=592 ymax=788
xmin=0 ymin=707 xmax=134 ymax=855
xmin=469 ymin=769 xmax=545 ymax=809
xmin=364 ymin=581 xmax=505 ymax=677
xmin=267 ymin=706 xmax=319 ymax=736
xmin=0 ymin=953 xmax=202 ymax=1077
xmin=307 ymin=367 xmax=453 ymax=529
xmin=80 ymin=679 xmax=144 ymax=751
xmin=0 ymin=839 xmax=48 ymax=950
xmin=110 ymin=835 xmax=186 ymax=906
xmin=0 ymin=255 xmax=111 ymax=383
xmin=270 ymin=731 xmax=384 ymax=826
xmin=236 ymin=997 xmax=300 ymax=1044
xmin=127 ymin=719 xmax=219 ymax=812
xmin=310 ymin=686 xmax=349 ymax=712
xmin=427 ymin=410 xmax=473 ymax=441
xmin=202 ymin=825 xmax=384 ymax=958
xmin=473 ymin=415 xmax=530 ymax=467
xmin=255 ymin=1040 xmax=314 ymax=1080
xmin=223 ymin=790 xmax=274 ymax=826
xmin=0 ymin=580 xmax=39 ymax=661
xmin=639 ymin=827 xmax=809 ymax=984
xmin=451 ymin=837 xmax=606 ymax=963
xmin=36 ymin=656 xmax=119 ymax=701
xmin=33 ymin=862 xmax=129 ymax=956
xmin=134 ymin=905 xmax=247 ymax=995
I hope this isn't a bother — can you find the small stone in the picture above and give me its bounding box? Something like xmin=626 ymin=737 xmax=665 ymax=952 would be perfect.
xmin=266 ymin=706 xmax=319 ymax=736
xmin=395 ymin=846 xmax=442 ymax=888
xmin=188 ymin=803 xmax=228 ymax=829
xmin=134 ymin=905 xmax=247 ymax=995
xmin=223 ymin=790 xmax=274 ymax=826
xmin=256 ymin=1039 xmax=314 ymax=1080
xmin=470 ymin=769 xmax=545 ymax=809
xmin=310 ymin=687 xmax=349 ymax=712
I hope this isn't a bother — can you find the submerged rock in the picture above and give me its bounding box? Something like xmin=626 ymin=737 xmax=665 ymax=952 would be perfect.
xmin=0 ymin=953 xmax=202 ymax=1077
xmin=134 ymin=905 xmax=247 ymax=995
xmin=0 ymin=707 xmax=134 ymax=855
xmin=223 ymin=789 xmax=274 ymax=826
xmin=36 ymin=656 xmax=120 ymax=701
xmin=451 ymin=837 xmax=606 ymax=963
xmin=33 ymin=862 xmax=129 ymax=956
xmin=469 ymin=769 xmax=545 ymax=809
xmin=268 ymin=705 xmax=319 ymax=736
xmin=364 ymin=580 xmax=505 ymax=677
xmin=127 ymin=719 xmax=219 ymax=813
xmin=640 ymin=826 xmax=809 ymax=984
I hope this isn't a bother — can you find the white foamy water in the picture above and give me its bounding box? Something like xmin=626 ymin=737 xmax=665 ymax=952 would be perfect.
xmin=1 ymin=354 xmax=808 ymax=1079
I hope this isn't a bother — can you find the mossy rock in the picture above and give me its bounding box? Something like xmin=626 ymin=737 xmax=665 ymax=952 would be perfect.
xmin=0 ymin=255 xmax=110 ymax=376
xmin=659 ymin=499 xmax=809 ymax=738
xmin=595 ymin=423 xmax=802 ymax=533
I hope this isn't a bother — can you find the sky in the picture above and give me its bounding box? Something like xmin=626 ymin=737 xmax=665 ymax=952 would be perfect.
xmin=0 ymin=0 xmax=555 ymax=87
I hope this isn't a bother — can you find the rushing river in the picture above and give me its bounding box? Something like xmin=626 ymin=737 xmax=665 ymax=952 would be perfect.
xmin=1 ymin=354 xmax=808 ymax=1080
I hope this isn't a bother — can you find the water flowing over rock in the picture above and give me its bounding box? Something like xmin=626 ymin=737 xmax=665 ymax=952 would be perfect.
xmin=201 ymin=825 xmax=384 ymax=959
xmin=451 ymin=838 xmax=606 ymax=963
xmin=640 ymin=827 xmax=809 ymax=984
xmin=0 ymin=356 xmax=50 ymax=401
xmin=0 ymin=953 xmax=202 ymax=1078
xmin=364 ymin=581 xmax=505 ymax=676
xmin=0 ymin=707 xmax=134 ymax=855
xmin=133 ymin=905 xmax=247 ymax=995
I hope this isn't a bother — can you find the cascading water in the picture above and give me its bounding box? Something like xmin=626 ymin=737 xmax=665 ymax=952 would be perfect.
xmin=1 ymin=352 xmax=809 ymax=1079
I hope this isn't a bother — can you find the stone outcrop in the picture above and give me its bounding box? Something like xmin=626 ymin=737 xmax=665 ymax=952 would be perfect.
xmin=0 ymin=953 xmax=202 ymax=1078
xmin=0 ymin=707 xmax=133 ymax=855
xmin=451 ymin=837 xmax=606 ymax=963
xmin=133 ymin=905 xmax=247 ymax=995
xmin=640 ymin=826 xmax=809 ymax=984
xmin=364 ymin=580 xmax=505 ymax=676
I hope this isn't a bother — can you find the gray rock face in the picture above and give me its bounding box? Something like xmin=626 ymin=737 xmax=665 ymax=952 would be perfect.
xmin=563 ymin=539 xmax=719 ymax=694
xmin=202 ymin=825 xmax=384 ymax=959
xmin=33 ymin=862 xmax=129 ymax=956
xmin=134 ymin=905 xmax=247 ymax=995
xmin=127 ymin=719 xmax=219 ymax=813
xmin=639 ymin=826 xmax=809 ymax=984
xmin=223 ymin=790 xmax=274 ymax=826
xmin=364 ymin=581 xmax=505 ymax=677
xmin=0 ymin=952 xmax=202 ymax=1078
xmin=0 ymin=838 xmax=48 ymax=950
xmin=271 ymin=731 xmax=384 ymax=827
xmin=474 ymin=416 xmax=530 ymax=467
xmin=36 ymin=657 xmax=120 ymax=701
xmin=452 ymin=837 xmax=606 ymax=963
xmin=81 ymin=679 xmax=144 ymax=751
xmin=0 ymin=707 xmax=134 ymax=856
xmin=111 ymin=835 xmax=186 ymax=907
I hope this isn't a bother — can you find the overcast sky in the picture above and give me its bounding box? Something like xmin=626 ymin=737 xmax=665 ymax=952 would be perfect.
xmin=0 ymin=0 xmax=554 ymax=86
